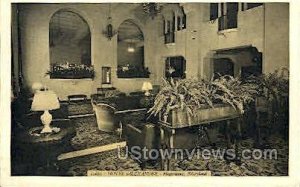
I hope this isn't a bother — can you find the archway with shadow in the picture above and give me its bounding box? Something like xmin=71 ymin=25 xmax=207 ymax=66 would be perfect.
xmin=117 ymin=20 xmax=149 ymax=78
xmin=212 ymin=46 xmax=262 ymax=79
xmin=49 ymin=9 xmax=92 ymax=79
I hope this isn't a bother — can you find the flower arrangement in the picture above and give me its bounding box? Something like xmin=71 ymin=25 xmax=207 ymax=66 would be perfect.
xmin=46 ymin=61 xmax=95 ymax=79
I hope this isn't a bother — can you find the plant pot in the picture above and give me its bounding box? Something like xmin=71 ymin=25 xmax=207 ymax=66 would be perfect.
xmin=162 ymin=105 xmax=240 ymax=128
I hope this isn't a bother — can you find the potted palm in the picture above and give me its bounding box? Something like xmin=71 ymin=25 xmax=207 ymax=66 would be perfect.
xmin=148 ymin=75 xmax=258 ymax=127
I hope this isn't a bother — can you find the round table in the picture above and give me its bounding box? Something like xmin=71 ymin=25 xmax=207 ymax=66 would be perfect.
xmin=17 ymin=121 xmax=76 ymax=175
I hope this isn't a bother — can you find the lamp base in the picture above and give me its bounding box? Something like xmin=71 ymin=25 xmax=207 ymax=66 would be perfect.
xmin=40 ymin=110 xmax=53 ymax=133
xmin=41 ymin=126 xmax=53 ymax=134
xmin=144 ymin=90 xmax=150 ymax=96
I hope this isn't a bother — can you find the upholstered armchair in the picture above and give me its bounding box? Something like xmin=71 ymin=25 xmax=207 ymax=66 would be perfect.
xmin=92 ymin=103 xmax=118 ymax=132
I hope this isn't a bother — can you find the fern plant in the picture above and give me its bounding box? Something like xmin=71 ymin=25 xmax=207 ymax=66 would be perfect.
xmin=252 ymin=67 xmax=289 ymax=100
xmin=211 ymin=75 xmax=258 ymax=114
xmin=148 ymin=75 xmax=258 ymax=123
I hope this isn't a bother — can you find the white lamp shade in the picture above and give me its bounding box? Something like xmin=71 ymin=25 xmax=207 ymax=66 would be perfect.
xmin=31 ymin=82 xmax=44 ymax=92
xmin=142 ymin=82 xmax=153 ymax=91
xmin=31 ymin=90 xmax=60 ymax=111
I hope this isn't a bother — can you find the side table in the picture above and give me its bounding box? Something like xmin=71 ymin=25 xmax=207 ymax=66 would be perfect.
xmin=16 ymin=120 xmax=76 ymax=175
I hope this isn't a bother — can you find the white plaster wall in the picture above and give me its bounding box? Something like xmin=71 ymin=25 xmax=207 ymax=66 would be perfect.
xmin=18 ymin=3 xmax=289 ymax=100
xmin=151 ymin=3 xmax=203 ymax=83
xmin=264 ymin=3 xmax=289 ymax=73
xmin=18 ymin=4 xmax=156 ymax=100
xmin=198 ymin=4 xmax=265 ymax=79
xmin=151 ymin=3 xmax=289 ymax=80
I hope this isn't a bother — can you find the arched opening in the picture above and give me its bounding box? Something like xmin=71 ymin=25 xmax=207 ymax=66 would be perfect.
xmin=213 ymin=58 xmax=234 ymax=78
xmin=117 ymin=20 xmax=149 ymax=78
xmin=212 ymin=46 xmax=262 ymax=79
xmin=49 ymin=10 xmax=93 ymax=79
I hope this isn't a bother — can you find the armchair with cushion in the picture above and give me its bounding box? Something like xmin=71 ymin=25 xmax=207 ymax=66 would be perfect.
xmin=124 ymin=121 xmax=160 ymax=169
xmin=124 ymin=122 xmax=160 ymax=151
xmin=93 ymin=103 xmax=118 ymax=132
xmin=91 ymin=94 xmax=146 ymax=132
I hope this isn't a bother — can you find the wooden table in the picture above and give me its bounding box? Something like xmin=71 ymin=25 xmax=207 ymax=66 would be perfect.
xmin=158 ymin=114 xmax=242 ymax=170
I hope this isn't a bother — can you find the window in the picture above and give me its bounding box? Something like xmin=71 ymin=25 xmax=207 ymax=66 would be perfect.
xmin=165 ymin=56 xmax=186 ymax=79
xmin=164 ymin=12 xmax=176 ymax=44
xmin=242 ymin=3 xmax=263 ymax=11
xmin=210 ymin=3 xmax=218 ymax=20
xmin=117 ymin=20 xmax=150 ymax=78
xmin=209 ymin=3 xmax=239 ymax=31
xmin=177 ymin=16 xmax=181 ymax=30
xmin=182 ymin=13 xmax=186 ymax=29
xmin=49 ymin=10 xmax=93 ymax=79
xmin=218 ymin=3 xmax=238 ymax=31
xmin=177 ymin=6 xmax=186 ymax=31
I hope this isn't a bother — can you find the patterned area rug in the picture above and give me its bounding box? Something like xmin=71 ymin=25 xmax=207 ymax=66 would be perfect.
xmin=58 ymin=108 xmax=288 ymax=176
xmin=58 ymin=117 xmax=141 ymax=176
xmin=68 ymin=103 xmax=94 ymax=117
xmin=70 ymin=117 xmax=121 ymax=150
xmin=168 ymin=136 xmax=288 ymax=176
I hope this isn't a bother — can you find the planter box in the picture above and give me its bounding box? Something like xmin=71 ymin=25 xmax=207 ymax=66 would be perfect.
xmin=50 ymin=73 xmax=94 ymax=79
xmin=162 ymin=105 xmax=240 ymax=128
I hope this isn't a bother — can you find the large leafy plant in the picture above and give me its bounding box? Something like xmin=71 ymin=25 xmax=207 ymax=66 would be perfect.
xmin=148 ymin=78 xmax=215 ymax=119
xmin=253 ymin=67 xmax=289 ymax=100
xmin=211 ymin=75 xmax=258 ymax=113
xmin=148 ymin=75 xmax=258 ymax=120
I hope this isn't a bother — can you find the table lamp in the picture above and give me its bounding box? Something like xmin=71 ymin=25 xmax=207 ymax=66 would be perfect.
xmin=31 ymin=82 xmax=44 ymax=93
xmin=31 ymin=90 xmax=60 ymax=133
xmin=142 ymin=81 xmax=153 ymax=96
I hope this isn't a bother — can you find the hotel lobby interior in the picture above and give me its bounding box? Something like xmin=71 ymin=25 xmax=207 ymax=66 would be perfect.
xmin=10 ymin=2 xmax=289 ymax=176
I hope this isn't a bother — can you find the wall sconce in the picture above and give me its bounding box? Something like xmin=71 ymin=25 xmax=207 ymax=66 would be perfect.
xmin=103 ymin=17 xmax=118 ymax=40
xmin=103 ymin=4 xmax=117 ymax=40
